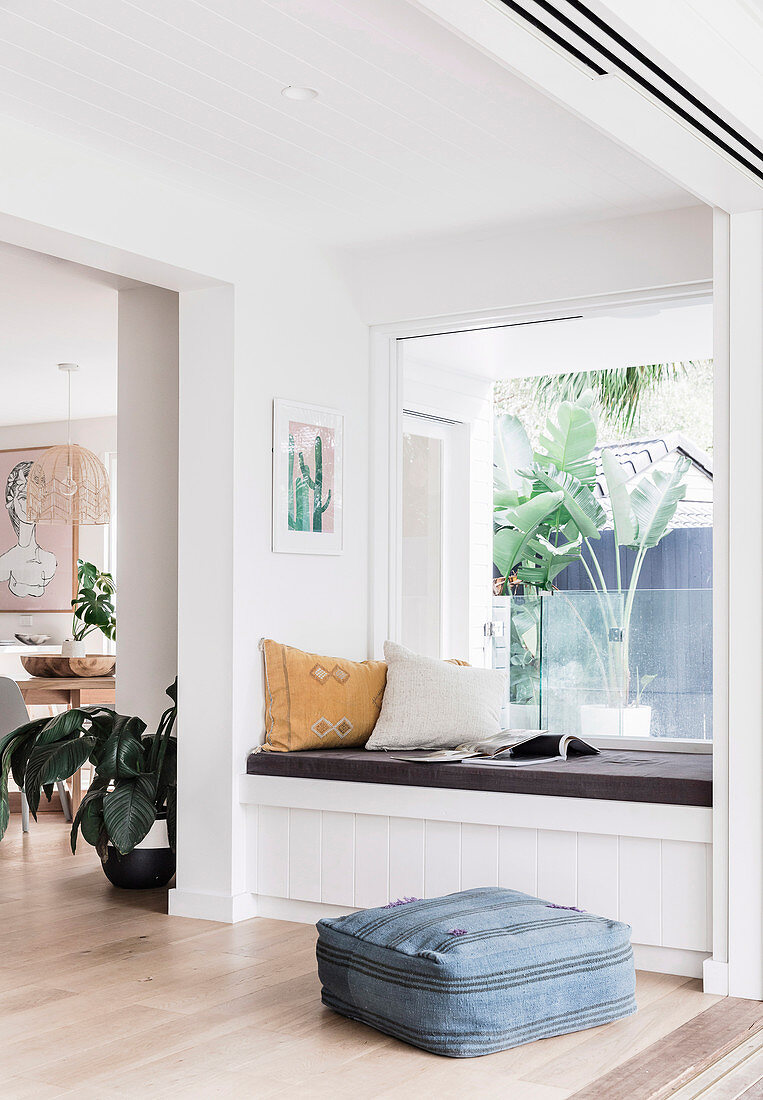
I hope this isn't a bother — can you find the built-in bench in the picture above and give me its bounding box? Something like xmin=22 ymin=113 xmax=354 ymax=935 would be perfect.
xmin=240 ymin=747 xmax=713 ymax=981
xmin=247 ymin=748 xmax=712 ymax=807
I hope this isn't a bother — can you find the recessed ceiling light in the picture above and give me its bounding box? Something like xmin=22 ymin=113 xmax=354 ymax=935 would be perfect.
xmin=281 ymin=86 xmax=318 ymax=101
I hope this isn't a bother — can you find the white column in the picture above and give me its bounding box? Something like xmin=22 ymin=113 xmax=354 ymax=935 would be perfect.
xmin=725 ymin=210 xmax=763 ymax=999
xmin=117 ymin=286 xmax=179 ymax=727
xmin=168 ymin=284 xmax=251 ymax=922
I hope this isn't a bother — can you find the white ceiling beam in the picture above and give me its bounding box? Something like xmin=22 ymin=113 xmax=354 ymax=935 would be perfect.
xmin=410 ymin=0 xmax=763 ymax=213
xmin=591 ymin=0 xmax=763 ymax=149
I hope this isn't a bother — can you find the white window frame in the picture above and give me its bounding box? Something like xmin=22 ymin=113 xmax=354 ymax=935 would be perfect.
xmin=400 ymin=410 xmax=470 ymax=660
xmin=369 ymin=282 xmax=717 ymax=755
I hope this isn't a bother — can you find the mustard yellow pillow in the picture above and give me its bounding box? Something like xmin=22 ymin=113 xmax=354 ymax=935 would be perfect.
xmin=261 ymin=639 xmax=387 ymax=752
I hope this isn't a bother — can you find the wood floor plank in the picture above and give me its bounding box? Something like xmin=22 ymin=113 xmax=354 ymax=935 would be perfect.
xmin=525 ymin=981 xmax=722 ymax=1091
xmin=570 ymin=998 xmax=763 ymax=1099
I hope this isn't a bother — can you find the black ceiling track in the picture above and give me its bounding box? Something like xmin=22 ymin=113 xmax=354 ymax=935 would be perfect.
xmin=497 ymin=0 xmax=763 ymax=184
xmin=499 ymin=0 xmax=606 ymax=76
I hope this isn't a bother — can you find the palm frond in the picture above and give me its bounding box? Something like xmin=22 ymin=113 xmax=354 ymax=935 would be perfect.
xmin=531 ymin=363 xmax=696 ymax=434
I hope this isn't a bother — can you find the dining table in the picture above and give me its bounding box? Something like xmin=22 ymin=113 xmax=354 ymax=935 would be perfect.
xmin=15 ymin=674 xmax=116 ymax=812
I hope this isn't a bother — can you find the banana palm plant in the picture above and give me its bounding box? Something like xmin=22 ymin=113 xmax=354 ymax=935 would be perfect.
xmin=494 ymin=391 xmax=691 ymax=709
xmin=0 ymin=681 xmax=177 ymax=856
xmin=493 ymin=391 xmax=605 ymax=594
xmin=599 ymin=452 xmax=691 ymax=703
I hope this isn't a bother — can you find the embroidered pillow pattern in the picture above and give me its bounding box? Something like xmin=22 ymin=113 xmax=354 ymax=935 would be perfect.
xmin=262 ymin=639 xmax=387 ymax=752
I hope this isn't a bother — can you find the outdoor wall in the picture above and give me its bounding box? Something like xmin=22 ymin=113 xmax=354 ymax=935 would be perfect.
xmin=0 ymin=415 xmax=115 ymax=647
xmin=117 ymin=287 xmax=179 ymax=730
xmin=346 ymin=205 xmax=713 ymax=324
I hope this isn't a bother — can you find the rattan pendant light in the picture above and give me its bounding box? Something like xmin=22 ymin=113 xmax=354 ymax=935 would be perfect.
xmin=26 ymin=364 xmax=111 ymax=525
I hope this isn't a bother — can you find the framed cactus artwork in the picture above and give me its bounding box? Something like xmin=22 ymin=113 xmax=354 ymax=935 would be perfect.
xmin=272 ymin=399 xmax=343 ymax=554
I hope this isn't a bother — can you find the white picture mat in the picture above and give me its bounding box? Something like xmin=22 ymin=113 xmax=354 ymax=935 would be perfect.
xmin=272 ymin=399 xmax=343 ymax=555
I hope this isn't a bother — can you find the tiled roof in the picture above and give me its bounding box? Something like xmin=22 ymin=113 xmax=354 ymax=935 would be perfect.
xmin=595 ymin=435 xmax=713 ymax=530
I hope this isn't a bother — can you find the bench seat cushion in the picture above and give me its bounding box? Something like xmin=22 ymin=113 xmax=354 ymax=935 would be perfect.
xmin=316 ymin=887 xmax=636 ymax=1057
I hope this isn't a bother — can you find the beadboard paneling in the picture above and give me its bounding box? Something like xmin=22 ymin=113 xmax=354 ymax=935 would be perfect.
xmin=425 ymin=819 xmax=461 ymax=897
xmin=354 ymin=814 xmax=388 ymax=909
xmin=257 ymin=805 xmax=289 ymax=898
xmin=619 ymin=836 xmax=662 ymax=946
xmin=461 ymin=823 xmax=499 ymax=890
xmin=288 ymin=808 xmax=321 ymax=903
xmin=256 ymin=807 xmax=711 ymax=954
xmin=578 ymin=833 xmax=619 ymax=920
xmin=661 ymin=839 xmax=710 ymax=951
xmin=388 ymin=816 xmax=425 ymax=900
xmin=538 ymin=829 xmax=578 ymax=907
xmin=498 ymin=826 xmax=537 ymax=896
xmin=321 ymin=811 xmax=355 ymax=906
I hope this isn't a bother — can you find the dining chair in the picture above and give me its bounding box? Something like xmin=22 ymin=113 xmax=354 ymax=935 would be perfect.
xmin=0 ymin=676 xmax=72 ymax=830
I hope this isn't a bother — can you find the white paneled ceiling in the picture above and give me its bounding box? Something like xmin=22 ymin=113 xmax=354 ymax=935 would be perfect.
xmin=0 ymin=0 xmax=698 ymax=245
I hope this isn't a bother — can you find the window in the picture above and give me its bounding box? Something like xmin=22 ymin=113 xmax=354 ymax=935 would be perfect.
xmin=492 ymin=361 xmax=713 ymax=745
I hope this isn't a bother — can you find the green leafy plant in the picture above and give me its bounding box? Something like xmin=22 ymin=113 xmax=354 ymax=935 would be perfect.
xmin=71 ymin=560 xmax=116 ymax=643
xmin=529 ymin=363 xmax=695 ymax=434
xmin=0 ymin=681 xmax=177 ymax=856
xmin=507 ymin=596 xmax=541 ymax=706
xmin=493 ymin=394 xmax=603 ymax=595
xmin=494 ymin=392 xmax=690 ymax=709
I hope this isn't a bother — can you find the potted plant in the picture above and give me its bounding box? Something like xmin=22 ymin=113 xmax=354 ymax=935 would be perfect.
xmin=579 ymin=668 xmax=657 ymax=738
xmin=493 ymin=394 xmax=690 ymax=738
xmin=62 ymin=559 xmax=116 ymax=658
xmin=0 ymin=681 xmax=177 ymax=889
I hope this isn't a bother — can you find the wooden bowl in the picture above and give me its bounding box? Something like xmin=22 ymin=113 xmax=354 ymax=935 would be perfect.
xmin=20 ymin=655 xmax=116 ymax=679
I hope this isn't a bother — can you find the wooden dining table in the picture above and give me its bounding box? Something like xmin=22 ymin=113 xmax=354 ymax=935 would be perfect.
xmin=16 ymin=675 xmax=116 ymax=811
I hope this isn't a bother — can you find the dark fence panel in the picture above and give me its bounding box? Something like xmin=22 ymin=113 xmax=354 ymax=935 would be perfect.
xmin=552 ymin=528 xmax=713 ymax=592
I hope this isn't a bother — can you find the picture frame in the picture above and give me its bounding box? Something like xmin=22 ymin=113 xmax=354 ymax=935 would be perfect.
xmin=272 ymin=400 xmax=343 ymax=555
xmin=0 ymin=446 xmax=78 ymax=612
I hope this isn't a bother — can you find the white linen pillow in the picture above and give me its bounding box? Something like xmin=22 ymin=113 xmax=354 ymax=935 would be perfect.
xmin=365 ymin=641 xmax=507 ymax=751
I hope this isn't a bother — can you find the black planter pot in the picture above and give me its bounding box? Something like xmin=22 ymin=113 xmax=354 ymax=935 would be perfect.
xmin=102 ymin=845 xmax=176 ymax=889
xmin=101 ymin=815 xmax=175 ymax=889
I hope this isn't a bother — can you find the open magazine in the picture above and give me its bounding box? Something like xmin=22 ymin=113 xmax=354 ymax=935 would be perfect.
xmin=393 ymin=732 xmax=599 ymax=768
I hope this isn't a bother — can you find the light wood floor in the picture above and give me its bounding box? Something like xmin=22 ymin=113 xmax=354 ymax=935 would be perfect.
xmin=0 ymin=816 xmax=749 ymax=1099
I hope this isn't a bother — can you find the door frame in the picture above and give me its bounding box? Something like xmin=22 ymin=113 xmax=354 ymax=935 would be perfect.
xmin=400 ymin=410 xmax=471 ymax=659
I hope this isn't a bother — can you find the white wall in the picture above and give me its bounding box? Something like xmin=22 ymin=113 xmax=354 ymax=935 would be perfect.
xmin=0 ymin=242 xmax=117 ymax=426
xmin=347 ymin=205 xmax=713 ymax=324
xmin=0 ymin=415 xmax=115 ymax=646
xmin=117 ymin=287 xmax=179 ymax=729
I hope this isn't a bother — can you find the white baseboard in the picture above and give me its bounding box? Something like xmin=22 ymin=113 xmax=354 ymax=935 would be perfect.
xmin=632 ymin=944 xmax=709 ymax=979
xmin=254 ymin=896 xmax=710 ymax=979
xmin=703 ymin=958 xmax=729 ymax=995
xmin=256 ymin=895 xmax=357 ymax=924
xmin=168 ymin=888 xmax=259 ymax=923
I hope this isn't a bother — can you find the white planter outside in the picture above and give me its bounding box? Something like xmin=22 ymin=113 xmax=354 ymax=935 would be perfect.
xmin=508 ymin=703 xmax=540 ymax=730
xmin=61 ymin=638 xmax=87 ymax=657
xmin=579 ymin=704 xmax=652 ymax=739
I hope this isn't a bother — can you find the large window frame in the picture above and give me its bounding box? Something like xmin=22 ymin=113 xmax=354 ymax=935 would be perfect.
xmin=370 ymin=282 xmax=718 ymax=754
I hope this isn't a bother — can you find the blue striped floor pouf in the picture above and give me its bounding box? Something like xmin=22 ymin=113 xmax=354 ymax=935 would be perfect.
xmin=316 ymin=887 xmax=636 ymax=1057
